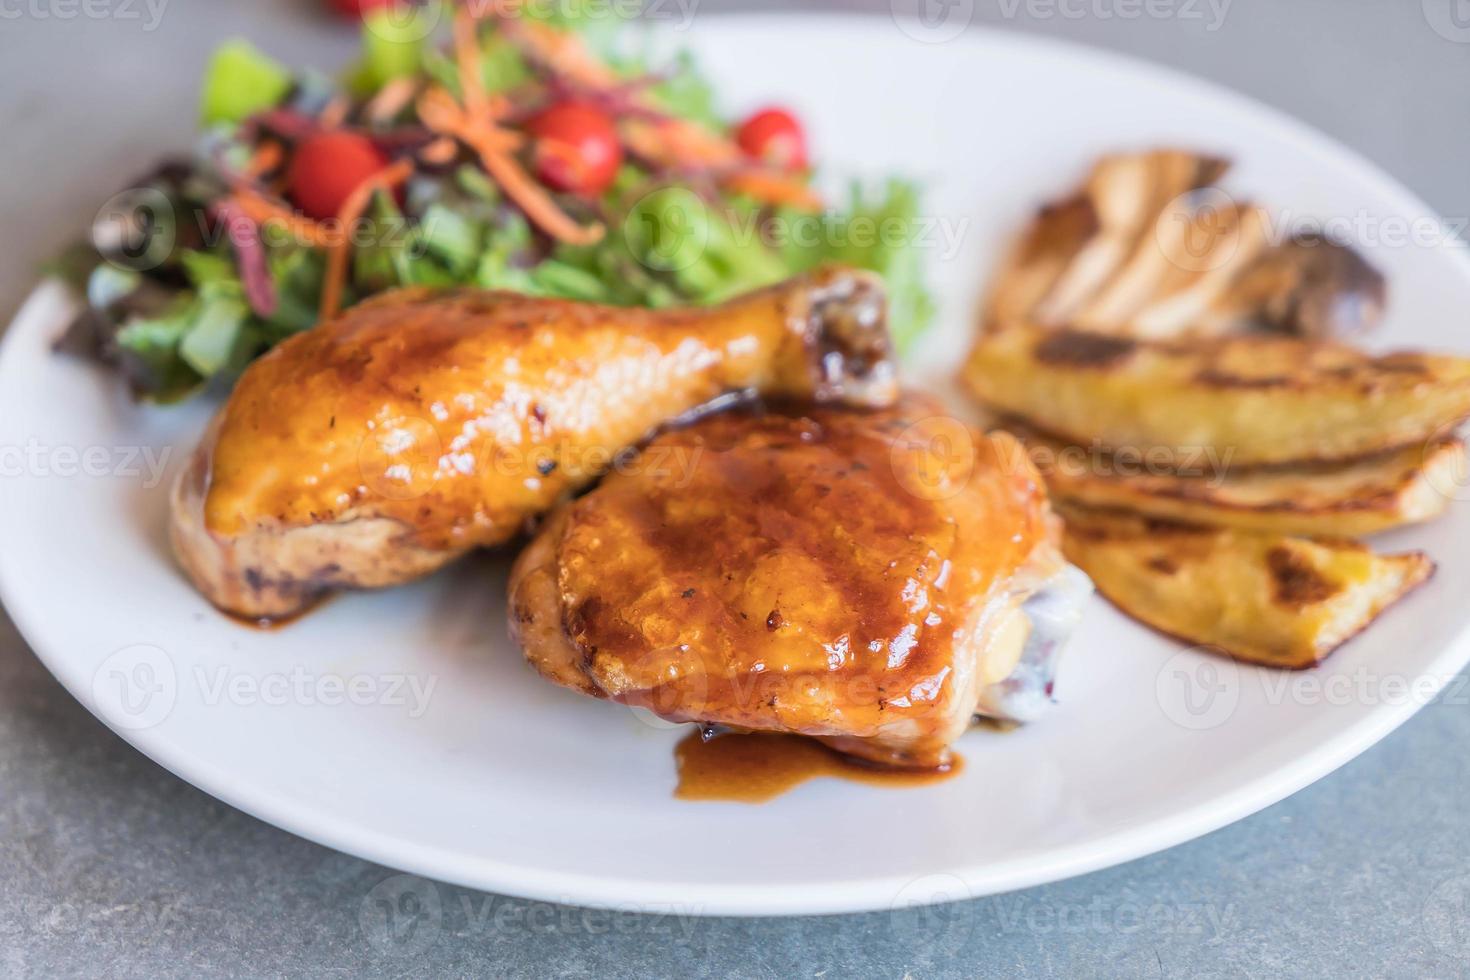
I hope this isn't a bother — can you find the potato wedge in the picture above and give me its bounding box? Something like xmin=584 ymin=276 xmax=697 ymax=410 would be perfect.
xmin=1092 ymin=196 xmax=1271 ymax=338
xmin=981 ymin=148 xmax=1384 ymax=339
xmin=1023 ymin=430 xmax=1465 ymax=537
xmin=1059 ymin=507 xmax=1434 ymax=668
xmin=963 ymin=324 xmax=1470 ymax=466
xmin=1023 ymin=150 xmax=1229 ymax=327
xmin=986 ymin=193 xmax=1098 ymax=328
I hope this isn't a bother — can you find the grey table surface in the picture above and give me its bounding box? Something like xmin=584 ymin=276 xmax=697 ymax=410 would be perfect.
xmin=5 ymin=1 xmax=1470 ymax=977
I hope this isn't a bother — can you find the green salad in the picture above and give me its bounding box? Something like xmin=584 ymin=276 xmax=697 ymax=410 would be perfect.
xmin=58 ymin=2 xmax=933 ymax=401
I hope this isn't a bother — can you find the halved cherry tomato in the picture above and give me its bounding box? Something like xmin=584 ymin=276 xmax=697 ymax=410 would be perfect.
xmin=327 ymin=0 xmax=398 ymax=18
xmin=735 ymin=107 xmax=808 ymax=171
xmin=287 ymin=131 xmax=391 ymax=221
xmin=526 ymin=101 xmax=623 ymax=197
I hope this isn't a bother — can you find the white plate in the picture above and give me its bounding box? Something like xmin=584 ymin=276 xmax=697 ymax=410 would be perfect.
xmin=3 ymin=16 xmax=1469 ymax=917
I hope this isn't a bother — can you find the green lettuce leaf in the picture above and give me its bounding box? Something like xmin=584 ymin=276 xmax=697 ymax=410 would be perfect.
xmin=200 ymin=40 xmax=292 ymax=127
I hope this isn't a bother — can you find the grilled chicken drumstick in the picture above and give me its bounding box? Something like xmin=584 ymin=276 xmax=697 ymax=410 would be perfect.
xmin=509 ymin=396 xmax=1091 ymax=769
xmin=172 ymin=267 xmax=897 ymax=620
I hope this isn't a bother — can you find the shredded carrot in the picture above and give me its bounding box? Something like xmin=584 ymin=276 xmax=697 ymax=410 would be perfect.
xmin=662 ymin=121 xmax=744 ymax=167
xmin=230 ymin=188 xmax=336 ymax=247
xmin=318 ymin=241 xmax=353 ymax=324
xmin=722 ymin=171 xmax=825 ymax=212
xmin=417 ymin=86 xmax=603 ymax=246
xmin=623 ymin=118 xmax=742 ymax=171
xmin=453 ymin=4 xmax=488 ymax=117
xmin=502 ymin=17 xmax=618 ymax=88
xmin=318 ymin=158 xmax=416 ymax=321
xmin=366 ymin=77 xmax=419 ymax=124
xmin=466 ymin=127 xmax=604 ymax=246
xmin=449 ymin=7 xmax=514 ymax=121
xmin=421 ymin=18 xmax=605 ymax=242
xmin=243 ymin=140 xmax=284 ymax=178
xmin=494 ymin=13 xmax=745 ymax=174
xmin=418 ymin=136 xmax=460 ymax=166
xmin=417 ymin=85 xmax=519 ymax=153
xmin=484 ymin=91 xmax=514 ymax=118
xmin=317 ymin=95 xmax=350 ymax=130
xmin=233 ymin=159 xmax=417 ymax=322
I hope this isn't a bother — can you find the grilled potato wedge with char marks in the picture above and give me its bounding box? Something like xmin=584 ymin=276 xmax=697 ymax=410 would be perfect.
xmin=963 ymin=323 xmax=1470 ymax=466
xmin=1026 ymin=150 xmax=1229 ymax=327
xmin=1059 ymin=507 xmax=1434 ymax=669
xmin=1022 ymin=429 xmax=1465 ymax=537
xmin=982 ymin=148 xmax=1385 ymax=339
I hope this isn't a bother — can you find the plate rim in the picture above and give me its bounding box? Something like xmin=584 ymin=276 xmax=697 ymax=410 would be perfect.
xmin=3 ymin=13 xmax=1469 ymax=916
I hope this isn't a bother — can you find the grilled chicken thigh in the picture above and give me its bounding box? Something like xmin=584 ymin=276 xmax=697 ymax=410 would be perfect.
xmin=509 ymin=397 xmax=1091 ymax=769
xmin=172 ymin=267 xmax=896 ymax=619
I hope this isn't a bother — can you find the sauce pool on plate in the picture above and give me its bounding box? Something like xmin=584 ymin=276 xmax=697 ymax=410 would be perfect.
xmin=674 ymin=730 xmax=962 ymax=803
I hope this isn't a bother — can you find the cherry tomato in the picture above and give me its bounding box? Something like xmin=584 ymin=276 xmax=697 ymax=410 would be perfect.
xmin=735 ymin=107 xmax=808 ymax=171
xmin=327 ymin=0 xmax=398 ymax=18
xmin=526 ymin=101 xmax=623 ymax=197
xmin=287 ymin=131 xmax=390 ymax=221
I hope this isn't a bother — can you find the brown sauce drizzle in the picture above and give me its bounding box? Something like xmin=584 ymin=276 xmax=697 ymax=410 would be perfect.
xmin=221 ymin=594 xmax=335 ymax=631
xmin=674 ymin=730 xmax=962 ymax=803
